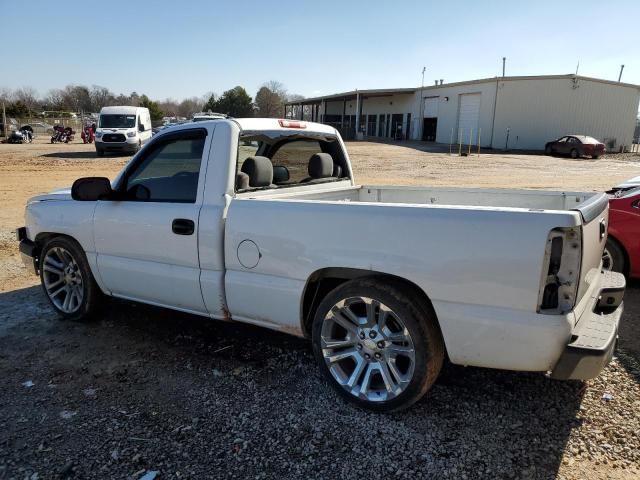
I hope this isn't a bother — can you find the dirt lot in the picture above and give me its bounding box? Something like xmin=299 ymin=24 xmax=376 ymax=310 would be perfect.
xmin=1 ymin=137 xmax=639 ymax=479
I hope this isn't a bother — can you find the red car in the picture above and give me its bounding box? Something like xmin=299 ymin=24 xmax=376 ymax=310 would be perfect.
xmin=603 ymin=184 xmax=640 ymax=278
xmin=544 ymin=135 xmax=606 ymax=159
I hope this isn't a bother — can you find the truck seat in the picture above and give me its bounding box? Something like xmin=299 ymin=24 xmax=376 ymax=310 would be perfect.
xmin=301 ymin=153 xmax=339 ymax=183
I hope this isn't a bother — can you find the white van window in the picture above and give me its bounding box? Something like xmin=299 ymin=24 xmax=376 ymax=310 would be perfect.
xmin=100 ymin=115 xmax=136 ymax=128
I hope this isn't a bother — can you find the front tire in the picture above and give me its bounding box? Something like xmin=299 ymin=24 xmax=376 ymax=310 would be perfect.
xmin=570 ymin=148 xmax=579 ymax=159
xmin=603 ymin=237 xmax=626 ymax=276
xmin=96 ymin=148 xmax=104 ymax=157
xmin=39 ymin=236 xmax=102 ymax=321
xmin=545 ymin=145 xmax=553 ymax=156
xmin=312 ymin=278 xmax=444 ymax=412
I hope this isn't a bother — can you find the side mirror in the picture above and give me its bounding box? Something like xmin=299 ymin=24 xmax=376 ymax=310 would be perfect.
xmin=138 ymin=123 xmax=145 ymax=132
xmin=273 ymin=165 xmax=290 ymax=184
xmin=71 ymin=177 xmax=113 ymax=201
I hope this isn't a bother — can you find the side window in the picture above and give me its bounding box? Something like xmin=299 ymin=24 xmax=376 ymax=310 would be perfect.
xmin=271 ymin=140 xmax=322 ymax=183
xmin=568 ymin=137 xmax=579 ymax=144
xmin=558 ymin=137 xmax=568 ymax=143
xmin=123 ymin=131 xmax=205 ymax=203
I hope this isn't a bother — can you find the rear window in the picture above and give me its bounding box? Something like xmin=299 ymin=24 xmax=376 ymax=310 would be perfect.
xmin=234 ymin=132 xmax=348 ymax=192
xmin=271 ymin=140 xmax=322 ymax=183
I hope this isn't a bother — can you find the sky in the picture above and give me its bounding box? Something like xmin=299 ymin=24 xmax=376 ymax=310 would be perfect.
xmin=2 ymin=0 xmax=639 ymax=101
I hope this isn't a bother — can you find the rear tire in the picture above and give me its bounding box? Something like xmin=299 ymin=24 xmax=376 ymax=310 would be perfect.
xmin=603 ymin=237 xmax=626 ymax=276
xmin=311 ymin=277 xmax=444 ymax=412
xmin=570 ymin=148 xmax=579 ymax=159
xmin=39 ymin=236 xmax=102 ymax=321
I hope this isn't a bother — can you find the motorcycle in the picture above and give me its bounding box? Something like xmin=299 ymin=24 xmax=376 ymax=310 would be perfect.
xmin=81 ymin=124 xmax=96 ymax=144
xmin=51 ymin=126 xmax=75 ymax=144
xmin=7 ymin=125 xmax=33 ymax=144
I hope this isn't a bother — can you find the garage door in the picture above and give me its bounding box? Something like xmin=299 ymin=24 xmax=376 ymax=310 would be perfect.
xmin=424 ymin=97 xmax=439 ymax=117
xmin=457 ymin=93 xmax=481 ymax=142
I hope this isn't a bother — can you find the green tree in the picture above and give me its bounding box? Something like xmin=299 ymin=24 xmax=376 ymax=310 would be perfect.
xmin=202 ymin=93 xmax=217 ymax=113
xmin=5 ymin=101 xmax=30 ymax=116
xmin=139 ymin=94 xmax=164 ymax=124
xmin=211 ymin=86 xmax=254 ymax=117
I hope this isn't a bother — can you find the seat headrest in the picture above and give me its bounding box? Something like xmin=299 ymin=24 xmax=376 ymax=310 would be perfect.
xmin=273 ymin=165 xmax=290 ymax=184
xmin=332 ymin=164 xmax=342 ymax=178
xmin=241 ymin=156 xmax=273 ymax=187
xmin=308 ymin=153 xmax=333 ymax=179
xmin=235 ymin=172 xmax=250 ymax=190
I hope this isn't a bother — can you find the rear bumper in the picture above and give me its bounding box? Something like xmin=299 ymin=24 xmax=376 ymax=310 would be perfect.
xmin=550 ymin=270 xmax=625 ymax=380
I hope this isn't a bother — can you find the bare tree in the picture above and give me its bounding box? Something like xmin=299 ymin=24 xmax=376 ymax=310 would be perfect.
xmin=255 ymin=80 xmax=288 ymax=118
xmin=90 ymin=85 xmax=115 ymax=111
xmin=44 ymin=89 xmax=65 ymax=111
xmin=178 ymin=97 xmax=204 ymax=118
xmin=159 ymin=98 xmax=179 ymax=117
xmin=0 ymin=87 xmax=12 ymax=104
xmin=14 ymin=87 xmax=40 ymax=116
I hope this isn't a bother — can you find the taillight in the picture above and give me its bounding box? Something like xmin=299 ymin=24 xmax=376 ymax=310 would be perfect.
xmin=538 ymin=227 xmax=582 ymax=313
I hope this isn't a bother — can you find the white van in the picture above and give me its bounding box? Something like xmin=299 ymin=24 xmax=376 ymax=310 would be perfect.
xmin=95 ymin=106 xmax=152 ymax=156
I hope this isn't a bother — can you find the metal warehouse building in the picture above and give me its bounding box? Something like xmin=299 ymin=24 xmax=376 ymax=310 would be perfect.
xmin=284 ymin=75 xmax=640 ymax=151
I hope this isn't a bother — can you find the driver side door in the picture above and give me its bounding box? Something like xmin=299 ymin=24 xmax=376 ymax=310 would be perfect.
xmin=555 ymin=136 xmax=569 ymax=154
xmin=93 ymin=128 xmax=209 ymax=314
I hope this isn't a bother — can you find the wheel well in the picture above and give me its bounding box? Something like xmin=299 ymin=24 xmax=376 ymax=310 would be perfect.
xmin=32 ymin=233 xmax=80 ymax=269
xmin=300 ymin=268 xmax=441 ymax=339
xmin=607 ymin=234 xmax=630 ymax=276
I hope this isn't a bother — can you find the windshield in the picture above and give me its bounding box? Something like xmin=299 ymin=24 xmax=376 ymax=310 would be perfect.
xmin=100 ymin=114 xmax=136 ymax=128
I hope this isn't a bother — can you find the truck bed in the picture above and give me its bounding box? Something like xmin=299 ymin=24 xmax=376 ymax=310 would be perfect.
xmin=247 ymin=182 xmax=601 ymax=213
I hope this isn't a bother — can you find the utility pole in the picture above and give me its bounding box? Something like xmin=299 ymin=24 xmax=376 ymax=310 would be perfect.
xmin=502 ymin=57 xmax=506 ymax=77
xmin=419 ymin=66 xmax=426 ymax=141
xmin=2 ymin=102 xmax=6 ymax=138
xmin=618 ymin=65 xmax=625 ymax=82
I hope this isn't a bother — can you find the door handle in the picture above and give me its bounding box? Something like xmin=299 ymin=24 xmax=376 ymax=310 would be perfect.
xmin=172 ymin=218 xmax=195 ymax=235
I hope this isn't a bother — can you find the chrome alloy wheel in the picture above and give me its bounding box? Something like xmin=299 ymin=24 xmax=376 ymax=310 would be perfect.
xmin=320 ymin=296 xmax=416 ymax=402
xmin=42 ymin=247 xmax=84 ymax=313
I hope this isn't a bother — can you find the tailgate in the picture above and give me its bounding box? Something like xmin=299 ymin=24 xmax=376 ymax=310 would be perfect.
xmin=573 ymin=193 xmax=609 ymax=313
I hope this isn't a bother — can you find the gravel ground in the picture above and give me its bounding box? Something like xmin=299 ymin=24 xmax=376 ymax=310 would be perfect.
xmin=0 ymin=288 xmax=638 ymax=480
xmin=1 ymin=139 xmax=639 ymax=479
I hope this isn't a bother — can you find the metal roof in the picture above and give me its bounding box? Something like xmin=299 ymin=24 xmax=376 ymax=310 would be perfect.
xmin=287 ymin=87 xmax=417 ymax=104
xmin=285 ymin=74 xmax=640 ymax=105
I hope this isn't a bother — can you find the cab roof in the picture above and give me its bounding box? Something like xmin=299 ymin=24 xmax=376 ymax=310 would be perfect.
xmin=233 ymin=118 xmax=337 ymax=135
xmin=100 ymin=106 xmax=146 ymax=114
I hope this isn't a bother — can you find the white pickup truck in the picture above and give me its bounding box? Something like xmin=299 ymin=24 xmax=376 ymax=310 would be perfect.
xmin=17 ymin=118 xmax=625 ymax=411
